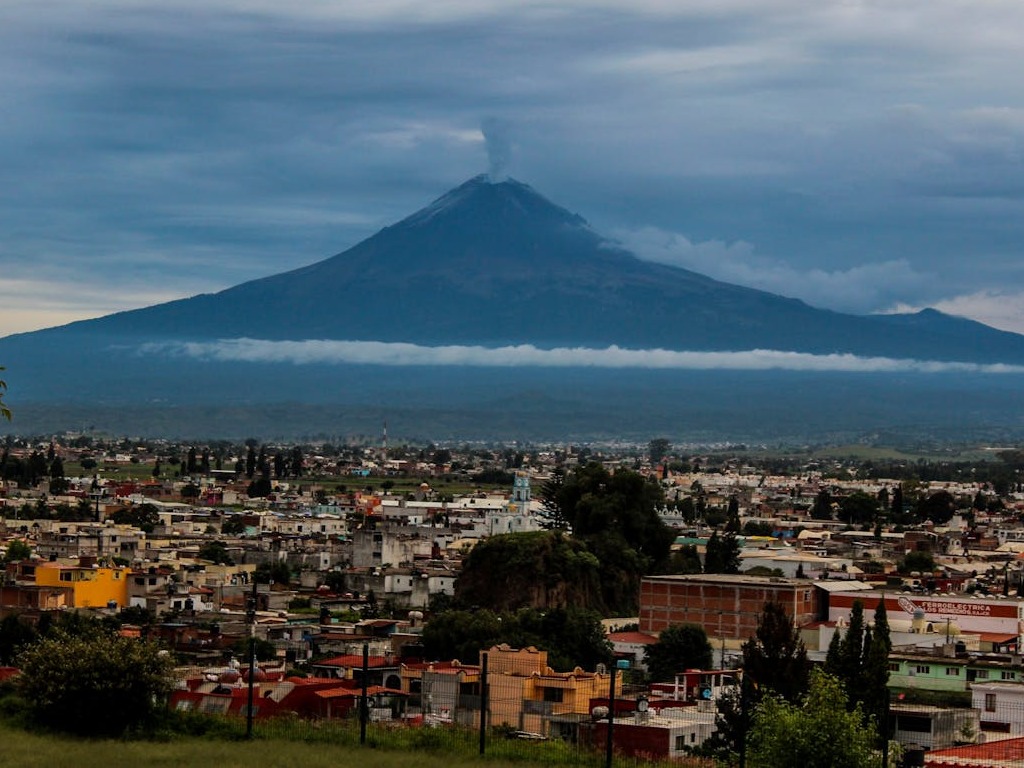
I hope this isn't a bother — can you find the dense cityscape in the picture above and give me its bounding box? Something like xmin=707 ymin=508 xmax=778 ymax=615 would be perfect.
xmin=4 ymin=432 xmax=1024 ymax=765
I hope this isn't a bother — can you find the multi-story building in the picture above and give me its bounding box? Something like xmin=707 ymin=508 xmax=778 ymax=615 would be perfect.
xmin=639 ymin=574 xmax=819 ymax=640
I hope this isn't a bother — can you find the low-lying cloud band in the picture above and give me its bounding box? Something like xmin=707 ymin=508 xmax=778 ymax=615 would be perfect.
xmin=139 ymin=338 xmax=1024 ymax=374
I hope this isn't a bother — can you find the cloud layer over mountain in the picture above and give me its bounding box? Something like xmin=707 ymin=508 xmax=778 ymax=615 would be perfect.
xmin=144 ymin=338 xmax=1024 ymax=375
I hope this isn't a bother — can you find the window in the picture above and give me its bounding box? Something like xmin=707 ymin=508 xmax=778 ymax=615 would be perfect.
xmin=946 ymin=667 xmax=960 ymax=676
xmin=986 ymin=693 xmax=997 ymax=712
xmin=1002 ymin=671 xmax=1016 ymax=680
xmin=675 ymin=735 xmax=686 ymax=751
xmin=542 ymin=687 xmax=564 ymax=703
xmin=975 ymin=669 xmax=989 ymax=680
xmin=915 ymin=665 xmax=930 ymax=675
xmin=59 ymin=572 xmax=72 ymax=582
xmin=888 ymin=662 xmax=901 ymax=672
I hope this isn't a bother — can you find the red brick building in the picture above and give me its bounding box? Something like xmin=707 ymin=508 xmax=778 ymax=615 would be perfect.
xmin=639 ymin=574 xmax=820 ymax=639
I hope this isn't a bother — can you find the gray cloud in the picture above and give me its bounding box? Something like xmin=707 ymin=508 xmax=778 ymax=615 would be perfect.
xmin=3 ymin=1 xmax=1024 ymax=334
xmin=614 ymin=227 xmax=928 ymax=313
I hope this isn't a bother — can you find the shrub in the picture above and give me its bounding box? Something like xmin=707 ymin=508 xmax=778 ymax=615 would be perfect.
xmin=16 ymin=628 xmax=173 ymax=735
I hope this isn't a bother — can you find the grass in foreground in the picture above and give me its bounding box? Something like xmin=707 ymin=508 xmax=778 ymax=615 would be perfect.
xmin=0 ymin=720 xmax=552 ymax=768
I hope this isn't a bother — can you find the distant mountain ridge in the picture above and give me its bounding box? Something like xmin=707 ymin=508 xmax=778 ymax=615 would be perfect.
xmin=13 ymin=174 xmax=1024 ymax=362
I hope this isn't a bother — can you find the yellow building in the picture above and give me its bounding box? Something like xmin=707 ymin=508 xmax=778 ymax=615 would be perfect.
xmin=33 ymin=558 xmax=130 ymax=608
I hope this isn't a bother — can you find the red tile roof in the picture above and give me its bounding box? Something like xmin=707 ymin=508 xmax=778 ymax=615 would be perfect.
xmin=926 ymin=736 xmax=1024 ymax=766
xmin=316 ymin=654 xmax=397 ymax=668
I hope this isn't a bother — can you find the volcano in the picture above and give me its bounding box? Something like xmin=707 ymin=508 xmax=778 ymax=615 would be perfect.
xmin=3 ymin=175 xmax=1024 ymax=439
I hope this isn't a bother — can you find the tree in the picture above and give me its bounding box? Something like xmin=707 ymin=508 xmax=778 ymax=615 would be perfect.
xmin=839 ymin=491 xmax=879 ymax=526
xmin=900 ymin=550 xmax=935 ymax=574
xmin=890 ymin=484 xmax=904 ymax=519
xmin=421 ymin=609 xmax=505 ymax=663
xmin=537 ymin=466 xmax=570 ymax=529
xmin=108 ymin=503 xmax=160 ymax=533
xmin=644 ymin=623 xmax=713 ymax=682
xmin=3 ymin=538 xmax=32 ymax=563
xmin=197 ymin=540 xmax=234 ymax=565
xmin=705 ymin=601 xmax=810 ymax=762
xmin=16 ymin=627 xmax=173 ymax=735
xmin=232 ymin=635 xmax=277 ymax=661
xmin=0 ymin=366 xmax=10 ymax=421
xmin=704 ymin=530 xmax=740 ymax=574
xmin=221 ymin=515 xmax=248 ymax=535
xmin=830 ymin=599 xmax=865 ymax=688
xmin=747 ymin=670 xmax=877 ymax=768
xmin=247 ymin=473 xmax=272 ymax=498
xmin=255 ymin=559 xmax=292 ymax=586
xmin=0 ymin=613 xmax=37 ymax=663
xmin=916 ymin=490 xmax=957 ymax=525
xmin=648 ymin=438 xmax=671 ymax=465
xmin=668 ymin=544 xmax=703 ymax=574
xmin=742 ymin=601 xmax=809 ymax=704
xmin=861 ymin=600 xmax=892 ymax=732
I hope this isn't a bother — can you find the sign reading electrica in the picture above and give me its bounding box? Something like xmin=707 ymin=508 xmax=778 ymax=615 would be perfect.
xmin=829 ymin=591 xmax=1022 ymax=642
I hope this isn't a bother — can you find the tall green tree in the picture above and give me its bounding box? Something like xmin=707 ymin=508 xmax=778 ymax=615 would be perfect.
xmin=742 ymin=601 xmax=810 ymax=704
xmin=862 ymin=600 xmax=892 ymax=732
xmin=644 ymin=623 xmax=713 ymax=682
xmin=705 ymin=601 xmax=810 ymax=763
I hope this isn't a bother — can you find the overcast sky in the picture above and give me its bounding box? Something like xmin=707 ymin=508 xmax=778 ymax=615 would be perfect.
xmin=3 ymin=0 xmax=1024 ymax=336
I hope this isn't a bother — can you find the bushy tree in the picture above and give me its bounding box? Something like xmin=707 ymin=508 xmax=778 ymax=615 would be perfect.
xmin=421 ymin=606 xmax=612 ymax=672
xmin=704 ymin=530 xmax=740 ymax=574
xmin=839 ymin=491 xmax=879 ymax=526
xmin=3 ymin=538 xmax=32 ymax=563
xmin=748 ymin=670 xmax=876 ymax=768
xmin=197 ymin=540 xmax=234 ymax=565
xmin=916 ymin=490 xmax=957 ymax=525
xmin=644 ymin=623 xmax=713 ymax=682
xmin=108 ymin=503 xmax=160 ymax=533
xmin=17 ymin=628 xmax=173 ymax=735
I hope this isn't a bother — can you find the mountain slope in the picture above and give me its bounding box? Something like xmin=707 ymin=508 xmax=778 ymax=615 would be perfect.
xmin=12 ymin=174 xmax=1021 ymax=364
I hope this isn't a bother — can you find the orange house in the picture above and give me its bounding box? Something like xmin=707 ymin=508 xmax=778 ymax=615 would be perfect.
xmin=33 ymin=559 xmax=130 ymax=608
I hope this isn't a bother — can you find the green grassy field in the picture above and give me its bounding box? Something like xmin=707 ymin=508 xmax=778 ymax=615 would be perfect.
xmin=0 ymin=721 xmax=551 ymax=768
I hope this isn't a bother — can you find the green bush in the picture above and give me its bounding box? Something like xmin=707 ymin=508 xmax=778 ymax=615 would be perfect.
xmin=16 ymin=629 xmax=174 ymax=736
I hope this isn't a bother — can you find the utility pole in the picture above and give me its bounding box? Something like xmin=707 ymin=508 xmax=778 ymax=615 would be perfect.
xmin=246 ymin=577 xmax=257 ymax=739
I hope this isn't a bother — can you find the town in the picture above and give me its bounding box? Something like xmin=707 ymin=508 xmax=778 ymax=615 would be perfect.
xmin=4 ymin=433 xmax=1024 ymax=767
